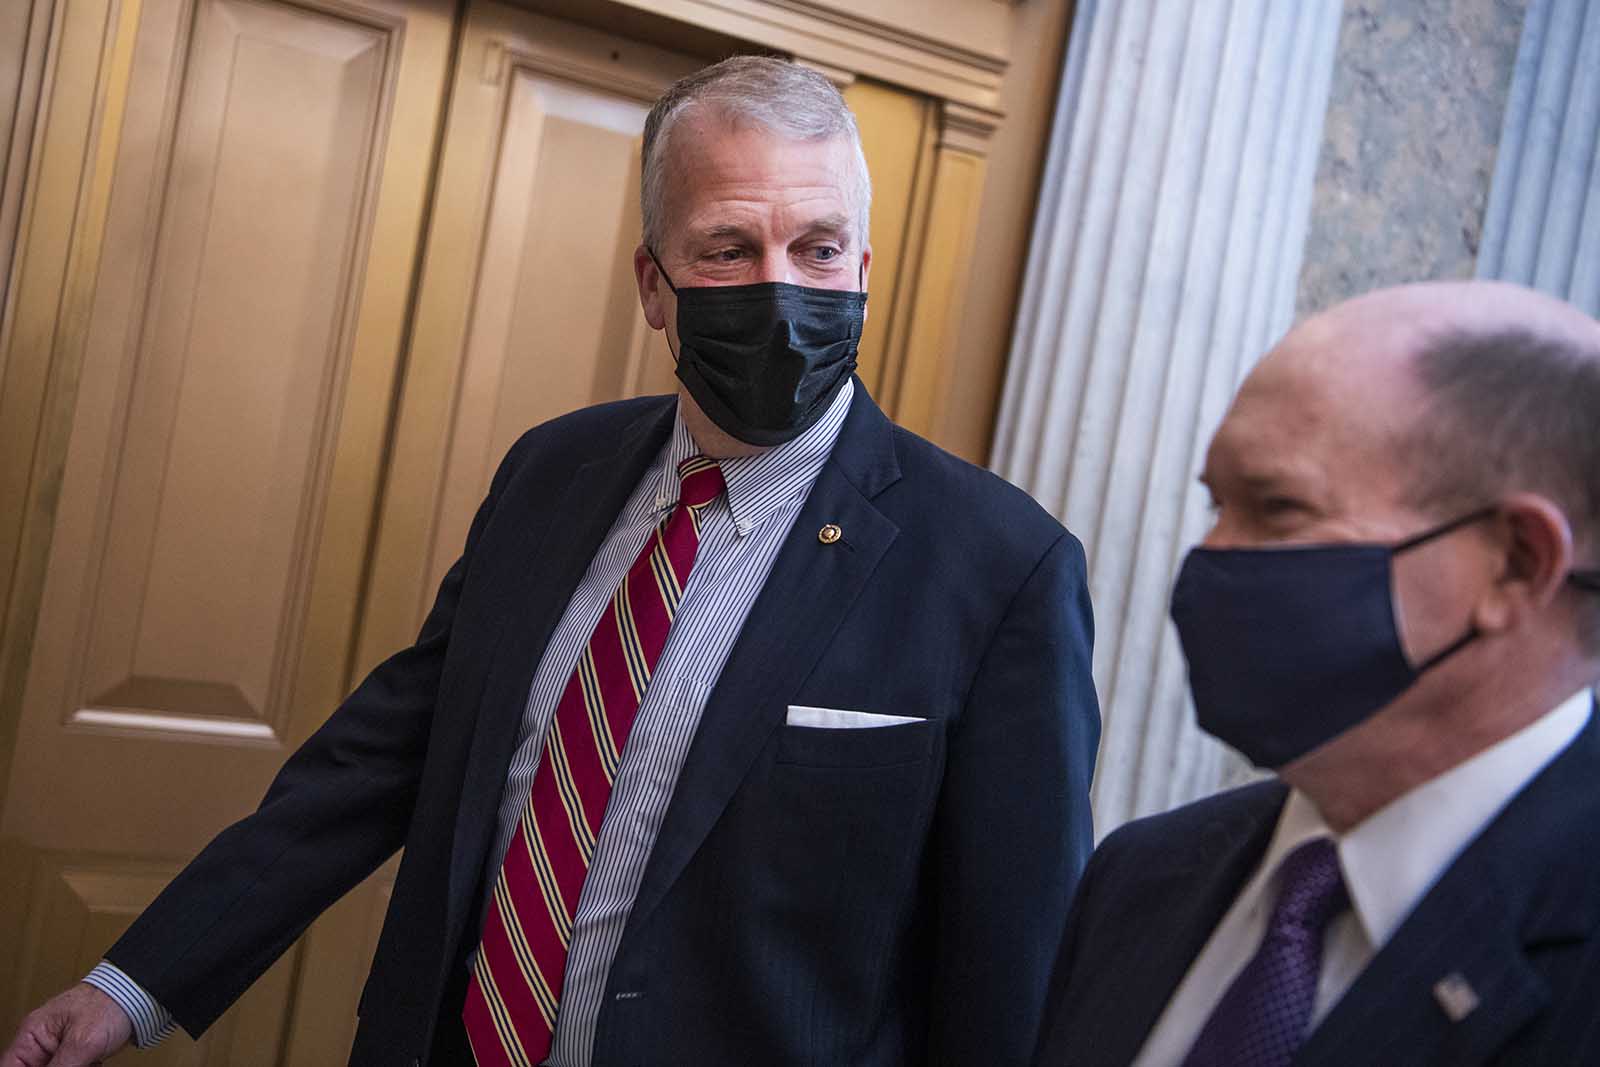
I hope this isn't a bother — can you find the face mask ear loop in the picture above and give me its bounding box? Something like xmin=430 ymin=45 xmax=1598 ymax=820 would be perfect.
xmin=1413 ymin=626 xmax=1479 ymax=674
xmin=646 ymin=247 xmax=679 ymax=295
xmin=1393 ymin=505 xmax=1498 ymax=676
xmin=1393 ymin=505 xmax=1498 ymax=554
xmin=647 ymin=247 xmax=682 ymax=364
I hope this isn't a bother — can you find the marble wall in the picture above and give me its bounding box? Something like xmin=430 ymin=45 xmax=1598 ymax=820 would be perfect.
xmin=1296 ymin=0 xmax=1528 ymax=316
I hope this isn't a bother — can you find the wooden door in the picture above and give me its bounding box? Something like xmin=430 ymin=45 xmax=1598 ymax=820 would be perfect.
xmin=0 ymin=0 xmax=455 ymax=1061
xmin=352 ymin=2 xmax=701 ymax=668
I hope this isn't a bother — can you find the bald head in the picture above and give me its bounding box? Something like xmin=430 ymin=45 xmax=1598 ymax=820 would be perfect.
xmin=1222 ymin=280 xmax=1600 ymax=647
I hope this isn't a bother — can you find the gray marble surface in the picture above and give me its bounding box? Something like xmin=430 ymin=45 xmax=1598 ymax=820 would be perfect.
xmin=1296 ymin=0 xmax=1528 ymax=317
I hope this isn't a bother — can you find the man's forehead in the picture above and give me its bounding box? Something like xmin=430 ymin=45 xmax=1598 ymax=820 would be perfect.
xmin=1214 ymin=323 xmax=1420 ymax=476
xmin=660 ymin=118 xmax=859 ymax=210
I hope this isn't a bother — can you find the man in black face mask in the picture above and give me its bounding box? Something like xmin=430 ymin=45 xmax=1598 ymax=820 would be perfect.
xmin=6 ymin=56 xmax=1100 ymax=1067
xmin=1033 ymin=280 xmax=1600 ymax=1067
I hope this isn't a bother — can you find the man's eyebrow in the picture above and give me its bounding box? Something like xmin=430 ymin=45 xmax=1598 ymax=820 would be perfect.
xmin=689 ymin=222 xmax=757 ymax=243
xmin=1201 ymin=463 xmax=1309 ymax=493
xmin=800 ymin=213 xmax=853 ymax=239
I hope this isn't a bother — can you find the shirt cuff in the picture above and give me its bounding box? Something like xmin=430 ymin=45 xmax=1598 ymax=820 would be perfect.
xmin=83 ymin=961 xmax=179 ymax=1049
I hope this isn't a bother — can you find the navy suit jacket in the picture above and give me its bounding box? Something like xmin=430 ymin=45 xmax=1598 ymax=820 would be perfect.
xmin=1034 ymin=704 xmax=1600 ymax=1067
xmin=106 ymin=384 xmax=1100 ymax=1065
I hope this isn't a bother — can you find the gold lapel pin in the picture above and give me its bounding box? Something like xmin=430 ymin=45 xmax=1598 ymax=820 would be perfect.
xmin=818 ymin=523 xmax=843 ymax=545
xmin=1432 ymin=972 xmax=1480 ymax=1022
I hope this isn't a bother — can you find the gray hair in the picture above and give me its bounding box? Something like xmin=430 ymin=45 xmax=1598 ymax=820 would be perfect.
xmin=1407 ymin=324 xmax=1600 ymax=651
xmin=640 ymin=56 xmax=872 ymax=252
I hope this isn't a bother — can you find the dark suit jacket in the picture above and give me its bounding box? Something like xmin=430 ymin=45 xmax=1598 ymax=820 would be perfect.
xmin=106 ymin=384 xmax=1100 ymax=1066
xmin=1034 ymin=704 xmax=1600 ymax=1067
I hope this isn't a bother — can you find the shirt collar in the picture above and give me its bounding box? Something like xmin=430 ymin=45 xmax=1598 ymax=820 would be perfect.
xmin=1270 ymin=688 xmax=1593 ymax=951
xmin=652 ymin=379 xmax=854 ymax=536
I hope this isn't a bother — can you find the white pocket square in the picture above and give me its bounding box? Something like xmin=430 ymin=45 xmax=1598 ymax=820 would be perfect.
xmin=784 ymin=705 xmax=926 ymax=729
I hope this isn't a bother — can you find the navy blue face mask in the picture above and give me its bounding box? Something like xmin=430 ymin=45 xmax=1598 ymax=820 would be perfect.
xmin=650 ymin=250 xmax=866 ymax=447
xmin=1169 ymin=508 xmax=1498 ymax=769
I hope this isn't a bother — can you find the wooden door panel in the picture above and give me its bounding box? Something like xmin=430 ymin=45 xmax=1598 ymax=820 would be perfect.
xmin=428 ymin=69 xmax=673 ymax=591
xmin=3 ymin=0 xmax=430 ymax=850
xmin=76 ymin=0 xmax=390 ymax=741
xmin=0 ymin=0 xmax=455 ymax=1051
xmin=355 ymin=4 xmax=700 ymax=670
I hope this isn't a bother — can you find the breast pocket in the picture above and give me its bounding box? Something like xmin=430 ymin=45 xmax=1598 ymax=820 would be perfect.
xmin=773 ymin=719 xmax=934 ymax=768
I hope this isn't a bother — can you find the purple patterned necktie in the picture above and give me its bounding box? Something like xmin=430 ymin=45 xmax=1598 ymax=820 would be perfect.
xmin=1181 ymin=837 xmax=1351 ymax=1067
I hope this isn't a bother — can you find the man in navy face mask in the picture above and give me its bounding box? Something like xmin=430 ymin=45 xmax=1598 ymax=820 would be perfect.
xmin=1034 ymin=280 xmax=1600 ymax=1067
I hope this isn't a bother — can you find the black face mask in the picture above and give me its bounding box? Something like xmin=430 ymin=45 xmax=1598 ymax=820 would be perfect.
xmin=1169 ymin=508 xmax=1499 ymax=769
xmin=650 ymin=251 xmax=866 ymax=447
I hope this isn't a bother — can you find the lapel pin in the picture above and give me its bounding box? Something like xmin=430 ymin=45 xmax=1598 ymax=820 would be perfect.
xmin=818 ymin=523 xmax=843 ymax=545
xmin=1432 ymin=972 xmax=1480 ymax=1022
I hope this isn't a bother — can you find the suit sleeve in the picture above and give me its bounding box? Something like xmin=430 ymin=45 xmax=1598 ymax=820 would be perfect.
xmin=929 ymin=530 xmax=1100 ymax=1065
xmin=102 ymin=437 xmax=529 ymax=1037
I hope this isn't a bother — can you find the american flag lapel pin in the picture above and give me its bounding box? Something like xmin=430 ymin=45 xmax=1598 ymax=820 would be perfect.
xmin=1432 ymin=972 xmax=1480 ymax=1022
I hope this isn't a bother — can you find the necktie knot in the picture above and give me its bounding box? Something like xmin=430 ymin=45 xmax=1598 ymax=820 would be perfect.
xmin=1271 ymin=837 xmax=1349 ymax=935
xmin=677 ymin=456 xmax=726 ymax=510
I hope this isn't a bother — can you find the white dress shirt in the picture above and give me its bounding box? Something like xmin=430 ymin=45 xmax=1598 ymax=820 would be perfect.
xmin=1132 ymin=687 xmax=1593 ymax=1067
xmin=87 ymin=381 xmax=853 ymax=1058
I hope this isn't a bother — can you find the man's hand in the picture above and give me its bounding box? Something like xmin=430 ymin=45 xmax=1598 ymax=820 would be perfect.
xmin=2 ymin=984 xmax=134 ymax=1067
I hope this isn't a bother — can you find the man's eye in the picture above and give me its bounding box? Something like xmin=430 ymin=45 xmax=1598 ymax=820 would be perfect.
xmin=713 ymin=248 xmax=746 ymax=262
xmin=809 ymin=246 xmax=841 ymax=261
xmin=1260 ymin=497 xmax=1302 ymax=515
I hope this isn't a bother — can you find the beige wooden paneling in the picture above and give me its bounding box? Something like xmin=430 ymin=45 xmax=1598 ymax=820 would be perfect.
xmin=942 ymin=0 xmax=1079 ymax=463
xmin=70 ymin=0 xmax=390 ymax=740
xmin=0 ymin=0 xmax=54 ymax=334
xmin=893 ymin=135 xmax=988 ymax=438
xmin=0 ymin=0 xmax=456 ymax=1052
xmin=843 ymin=78 xmax=936 ymax=400
xmin=280 ymin=862 xmax=396 ymax=1065
xmin=355 ymin=3 xmax=702 ymax=667
xmin=523 ymin=0 xmax=1009 ymax=114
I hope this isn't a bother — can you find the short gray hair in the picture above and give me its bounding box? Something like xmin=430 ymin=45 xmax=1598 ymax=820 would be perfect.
xmin=1407 ymin=324 xmax=1600 ymax=650
xmin=640 ymin=56 xmax=871 ymax=251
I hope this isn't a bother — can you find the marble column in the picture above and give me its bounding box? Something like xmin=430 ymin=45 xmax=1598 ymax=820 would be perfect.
xmin=990 ymin=0 xmax=1343 ymax=835
xmin=1476 ymin=0 xmax=1600 ymax=315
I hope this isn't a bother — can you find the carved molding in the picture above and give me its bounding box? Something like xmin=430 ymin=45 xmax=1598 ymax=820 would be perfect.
xmin=939 ymin=98 xmax=1001 ymax=156
xmin=792 ymin=56 xmax=858 ymax=88
xmin=753 ymin=0 xmax=1008 ymax=74
xmin=580 ymin=0 xmax=1009 ymax=113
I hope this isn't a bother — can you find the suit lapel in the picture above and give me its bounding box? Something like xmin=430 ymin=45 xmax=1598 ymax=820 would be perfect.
xmin=444 ymin=400 xmax=677 ymax=935
xmin=621 ymin=385 xmax=902 ymax=937
xmin=1091 ymin=788 xmax=1287 ymax=1066
xmin=1297 ymin=708 xmax=1600 ymax=1067
xmin=1297 ymin=890 xmax=1547 ymax=1067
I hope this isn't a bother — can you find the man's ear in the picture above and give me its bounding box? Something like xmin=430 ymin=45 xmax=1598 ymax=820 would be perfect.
xmin=1473 ymin=492 xmax=1575 ymax=634
xmin=635 ymin=244 xmax=667 ymax=330
xmin=859 ymin=243 xmax=872 ymax=321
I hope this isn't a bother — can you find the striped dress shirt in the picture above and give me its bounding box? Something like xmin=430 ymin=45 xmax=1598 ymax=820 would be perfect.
xmin=85 ymin=380 xmax=852 ymax=1060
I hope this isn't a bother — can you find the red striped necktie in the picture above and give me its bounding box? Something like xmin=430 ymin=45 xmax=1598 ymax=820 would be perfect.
xmin=463 ymin=455 xmax=726 ymax=1066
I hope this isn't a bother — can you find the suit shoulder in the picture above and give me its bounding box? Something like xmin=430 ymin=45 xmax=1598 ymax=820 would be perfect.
xmin=886 ymin=425 xmax=1072 ymax=554
xmin=1097 ymin=780 xmax=1286 ymax=864
xmin=502 ymin=395 xmax=674 ymax=469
